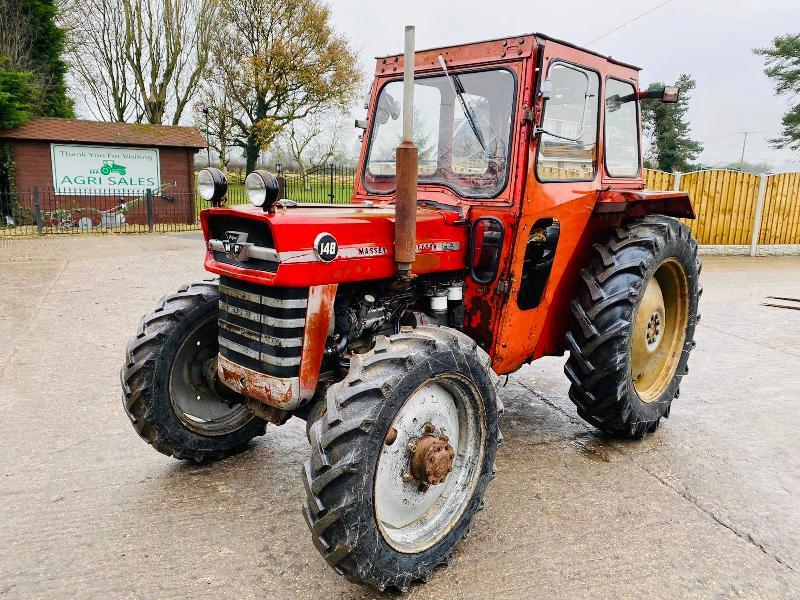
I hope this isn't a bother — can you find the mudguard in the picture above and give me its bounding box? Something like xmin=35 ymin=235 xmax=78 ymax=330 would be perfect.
xmin=594 ymin=189 xmax=695 ymax=219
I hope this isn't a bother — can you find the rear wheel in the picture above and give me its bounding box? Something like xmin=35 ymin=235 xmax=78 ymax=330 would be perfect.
xmin=303 ymin=326 xmax=501 ymax=592
xmin=565 ymin=216 xmax=701 ymax=437
xmin=121 ymin=280 xmax=266 ymax=462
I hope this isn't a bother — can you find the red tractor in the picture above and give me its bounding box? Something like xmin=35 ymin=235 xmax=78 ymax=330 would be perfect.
xmin=122 ymin=29 xmax=700 ymax=592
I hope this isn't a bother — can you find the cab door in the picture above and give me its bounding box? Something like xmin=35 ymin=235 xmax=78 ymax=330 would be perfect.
xmin=491 ymin=40 xmax=609 ymax=373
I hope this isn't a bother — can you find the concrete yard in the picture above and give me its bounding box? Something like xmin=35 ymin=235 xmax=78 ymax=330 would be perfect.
xmin=1 ymin=233 xmax=799 ymax=599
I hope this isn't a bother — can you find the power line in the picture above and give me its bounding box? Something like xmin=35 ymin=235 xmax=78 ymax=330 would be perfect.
xmin=737 ymin=130 xmax=759 ymax=170
xmin=585 ymin=0 xmax=677 ymax=46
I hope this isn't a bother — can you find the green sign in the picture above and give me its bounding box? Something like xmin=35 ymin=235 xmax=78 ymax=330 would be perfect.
xmin=51 ymin=144 xmax=161 ymax=194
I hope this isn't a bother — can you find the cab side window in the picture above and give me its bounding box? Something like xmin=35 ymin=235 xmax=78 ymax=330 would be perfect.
xmin=604 ymin=78 xmax=640 ymax=177
xmin=536 ymin=63 xmax=599 ymax=181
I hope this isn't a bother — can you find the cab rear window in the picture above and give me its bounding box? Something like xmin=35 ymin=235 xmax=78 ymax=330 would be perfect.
xmin=604 ymin=79 xmax=640 ymax=177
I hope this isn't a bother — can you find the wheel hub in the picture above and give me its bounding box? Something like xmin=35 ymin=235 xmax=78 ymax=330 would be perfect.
xmin=646 ymin=311 xmax=663 ymax=347
xmin=373 ymin=377 xmax=485 ymax=553
xmin=630 ymin=259 xmax=690 ymax=403
xmin=168 ymin=316 xmax=252 ymax=435
xmin=410 ymin=434 xmax=455 ymax=485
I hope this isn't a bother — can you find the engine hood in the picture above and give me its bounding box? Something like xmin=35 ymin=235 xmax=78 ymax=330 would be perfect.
xmin=200 ymin=203 xmax=468 ymax=287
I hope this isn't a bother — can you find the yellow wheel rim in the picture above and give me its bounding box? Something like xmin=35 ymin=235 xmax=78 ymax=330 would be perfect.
xmin=631 ymin=259 xmax=689 ymax=403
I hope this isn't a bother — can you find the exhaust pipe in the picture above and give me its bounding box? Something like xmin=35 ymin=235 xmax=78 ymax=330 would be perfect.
xmin=394 ymin=25 xmax=418 ymax=277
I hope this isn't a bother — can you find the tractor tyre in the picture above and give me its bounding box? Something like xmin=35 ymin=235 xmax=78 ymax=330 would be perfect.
xmin=121 ymin=280 xmax=266 ymax=462
xmin=302 ymin=326 xmax=501 ymax=592
xmin=565 ymin=215 xmax=701 ymax=438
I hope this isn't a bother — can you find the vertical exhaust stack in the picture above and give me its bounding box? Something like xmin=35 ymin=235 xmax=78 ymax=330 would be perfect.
xmin=394 ymin=25 xmax=418 ymax=277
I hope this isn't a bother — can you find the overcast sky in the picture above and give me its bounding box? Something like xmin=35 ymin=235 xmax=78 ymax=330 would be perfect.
xmin=331 ymin=0 xmax=800 ymax=171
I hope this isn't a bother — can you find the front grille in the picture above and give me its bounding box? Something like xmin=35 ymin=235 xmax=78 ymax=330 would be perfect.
xmin=208 ymin=215 xmax=278 ymax=272
xmin=218 ymin=276 xmax=307 ymax=378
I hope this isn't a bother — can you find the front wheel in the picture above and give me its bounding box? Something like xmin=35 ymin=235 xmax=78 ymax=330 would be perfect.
xmin=121 ymin=280 xmax=266 ymax=462
xmin=565 ymin=215 xmax=701 ymax=437
xmin=303 ymin=326 xmax=501 ymax=592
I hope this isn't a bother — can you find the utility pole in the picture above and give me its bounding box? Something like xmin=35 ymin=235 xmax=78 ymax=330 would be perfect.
xmin=202 ymin=107 xmax=212 ymax=167
xmin=738 ymin=130 xmax=756 ymax=171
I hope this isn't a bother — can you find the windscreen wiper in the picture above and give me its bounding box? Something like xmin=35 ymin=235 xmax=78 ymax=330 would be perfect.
xmin=438 ymin=55 xmax=490 ymax=157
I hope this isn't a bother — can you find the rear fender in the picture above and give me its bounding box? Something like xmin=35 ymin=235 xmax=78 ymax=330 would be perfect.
xmin=594 ymin=189 xmax=695 ymax=219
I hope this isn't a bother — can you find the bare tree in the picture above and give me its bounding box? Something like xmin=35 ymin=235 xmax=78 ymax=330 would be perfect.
xmin=63 ymin=0 xmax=216 ymax=124
xmin=0 ymin=0 xmax=34 ymax=70
xmin=123 ymin=0 xmax=218 ymax=125
xmin=275 ymin=110 xmax=348 ymax=186
xmin=194 ymin=77 xmax=237 ymax=170
xmin=62 ymin=0 xmax=136 ymax=121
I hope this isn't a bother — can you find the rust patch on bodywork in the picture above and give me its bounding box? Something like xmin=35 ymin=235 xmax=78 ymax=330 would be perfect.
xmin=465 ymin=294 xmax=495 ymax=350
xmin=217 ymin=354 xmax=298 ymax=408
xmin=299 ymin=284 xmax=337 ymax=399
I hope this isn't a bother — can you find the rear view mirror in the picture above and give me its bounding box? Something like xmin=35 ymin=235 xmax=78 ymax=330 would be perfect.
xmin=375 ymin=91 xmax=401 ymax=125
xmin=636 ymin=86 xmax=681 ymax=104
xmin=662 ymin=86 xmax=680 ymax=103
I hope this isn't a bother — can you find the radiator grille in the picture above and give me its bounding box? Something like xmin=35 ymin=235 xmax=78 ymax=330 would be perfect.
xmin=208 ymin=215 xmax=278 ymax=272
xmin=218 ymin=276 xmax=307 ymax=378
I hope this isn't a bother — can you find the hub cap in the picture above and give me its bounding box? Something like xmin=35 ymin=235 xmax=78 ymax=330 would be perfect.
xmin=631 ymin=259 xmax=690 ymax=402
xmin=374 ymin=376 xmax=485 ymax=553
xmin=410 ymin=434 xmax=455 ymax=485
xmin=168 ymin=316 xmax=254 ymax=435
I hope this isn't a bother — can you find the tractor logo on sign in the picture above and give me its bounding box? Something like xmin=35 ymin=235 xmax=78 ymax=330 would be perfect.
xmin=99 ymin=160 xmax=127 ymax=176
xmin=314 ymin=232 xmax=338 ymax=262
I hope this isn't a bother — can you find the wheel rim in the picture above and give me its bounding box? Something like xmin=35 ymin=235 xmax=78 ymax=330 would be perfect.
xmin=373 ymin=375 xmax=486 ymax=554
xmin=168 ymin=315 xmax=254 ymax=435
xmin=631 ymin=258 xmax=689 ymax=402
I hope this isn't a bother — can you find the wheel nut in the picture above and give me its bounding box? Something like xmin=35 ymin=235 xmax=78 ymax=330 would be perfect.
xmin=406 ymin=441 xmax=417 ymax=454
xmin=385 ymin=427 xmax=398 ymax=446
xmin=423 ymin=422 xmax=435 ymax=434
xmin=402 ymin=470 xmax=414 ymax=484
xmin=417 ymin=482 xmax=429 ymax=493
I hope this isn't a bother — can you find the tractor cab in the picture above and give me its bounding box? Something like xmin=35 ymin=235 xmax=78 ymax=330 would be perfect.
xmin=350 ymin=33 xmax=691 ymax=369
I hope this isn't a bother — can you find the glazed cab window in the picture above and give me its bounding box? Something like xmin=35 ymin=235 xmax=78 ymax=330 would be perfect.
xmin=604 ymin=79 xmax=640 ymax=177
xmin=536 ymin=63 xmax=599 ymax=180
xmin=364 ymin=69 xmax=515 ymax=198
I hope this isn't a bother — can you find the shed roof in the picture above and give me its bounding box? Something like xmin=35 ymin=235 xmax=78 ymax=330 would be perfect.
xmin=0 ymin=118 xmax=207 ymax=149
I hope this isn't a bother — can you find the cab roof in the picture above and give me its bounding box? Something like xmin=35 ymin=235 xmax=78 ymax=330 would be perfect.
xmin=375 ymin=32 xmax=641 ymax=72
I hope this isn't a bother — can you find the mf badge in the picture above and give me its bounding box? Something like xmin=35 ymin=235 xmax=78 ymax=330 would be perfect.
xmin=223 ymin=231 xmax=248 ymax=260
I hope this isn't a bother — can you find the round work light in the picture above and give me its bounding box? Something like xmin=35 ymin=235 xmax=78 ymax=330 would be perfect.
xmin=245 ymin=170 xmax=280 ymax=212
xmin=197 ymin=167 xmax=228 ymax=206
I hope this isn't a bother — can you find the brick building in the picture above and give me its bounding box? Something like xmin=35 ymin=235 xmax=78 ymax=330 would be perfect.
xmin=0 ymin=118 xmax=206 ymax=226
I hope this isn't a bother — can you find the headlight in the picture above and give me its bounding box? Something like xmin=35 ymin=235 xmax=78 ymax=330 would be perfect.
xmin=245 ymin=170 xmax=280 ymax=212
xmin=197 ymin=167 xmax=228 ymax=205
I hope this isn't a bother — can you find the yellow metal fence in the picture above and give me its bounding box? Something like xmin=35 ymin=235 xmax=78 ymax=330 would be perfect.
xmin=643 ymin=168 xmax=800 ymax=247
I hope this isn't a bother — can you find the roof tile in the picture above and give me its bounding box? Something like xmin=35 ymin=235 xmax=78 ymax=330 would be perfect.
xmin=0 ymin=117 xmax=207 ymax=149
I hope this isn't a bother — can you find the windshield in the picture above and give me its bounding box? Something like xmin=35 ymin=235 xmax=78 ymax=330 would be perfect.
xmin=364 ymin=69 xmax=515 ymax=198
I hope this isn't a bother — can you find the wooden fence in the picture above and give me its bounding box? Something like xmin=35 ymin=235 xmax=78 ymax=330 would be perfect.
xmin=643 ymin=168 xmax=800 ymax=250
